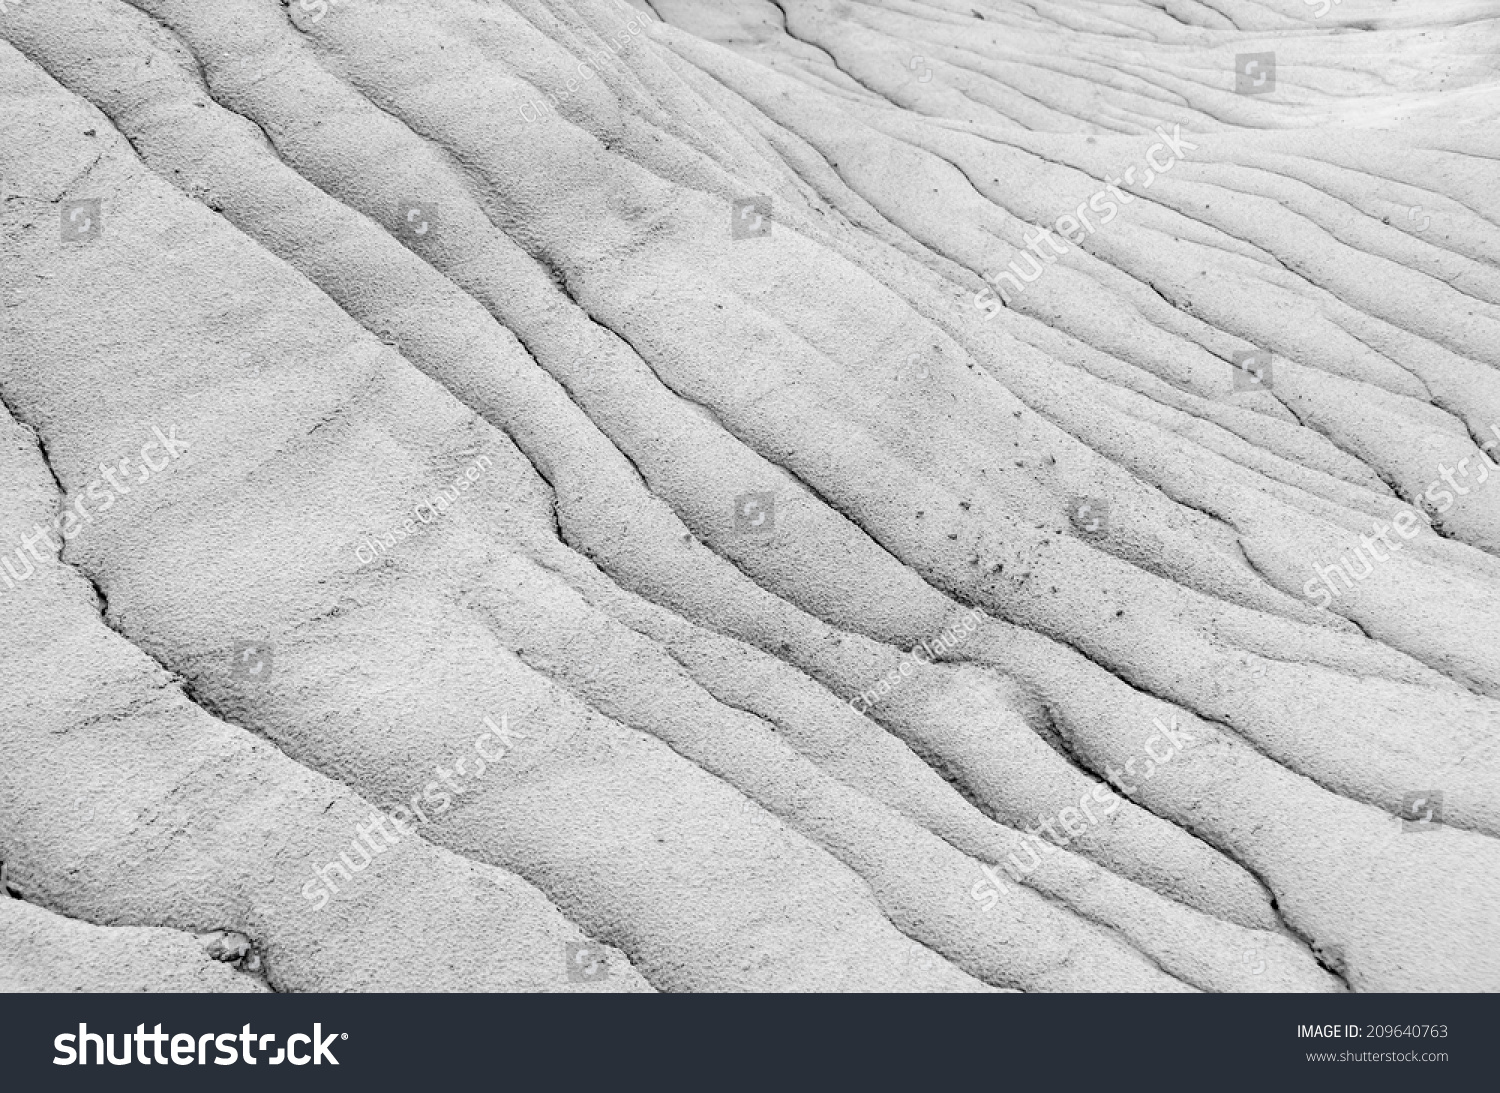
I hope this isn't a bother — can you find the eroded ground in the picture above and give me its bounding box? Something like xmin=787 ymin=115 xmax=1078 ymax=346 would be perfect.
xmin=1 ymin=0 xmax=1498 ymax=992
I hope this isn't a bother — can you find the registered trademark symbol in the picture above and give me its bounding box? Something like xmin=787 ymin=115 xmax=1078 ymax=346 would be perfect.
xmin=341 ymin=1033 xmax=348 ymax=1039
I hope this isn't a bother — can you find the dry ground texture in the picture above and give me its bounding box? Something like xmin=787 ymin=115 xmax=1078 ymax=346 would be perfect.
xmin=2 ymin=0 xmax=1498 ymax=993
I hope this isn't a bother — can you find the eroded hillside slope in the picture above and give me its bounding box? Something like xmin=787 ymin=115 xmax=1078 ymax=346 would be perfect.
xmin=2 ymin=0 xmax=1497 ymax=992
